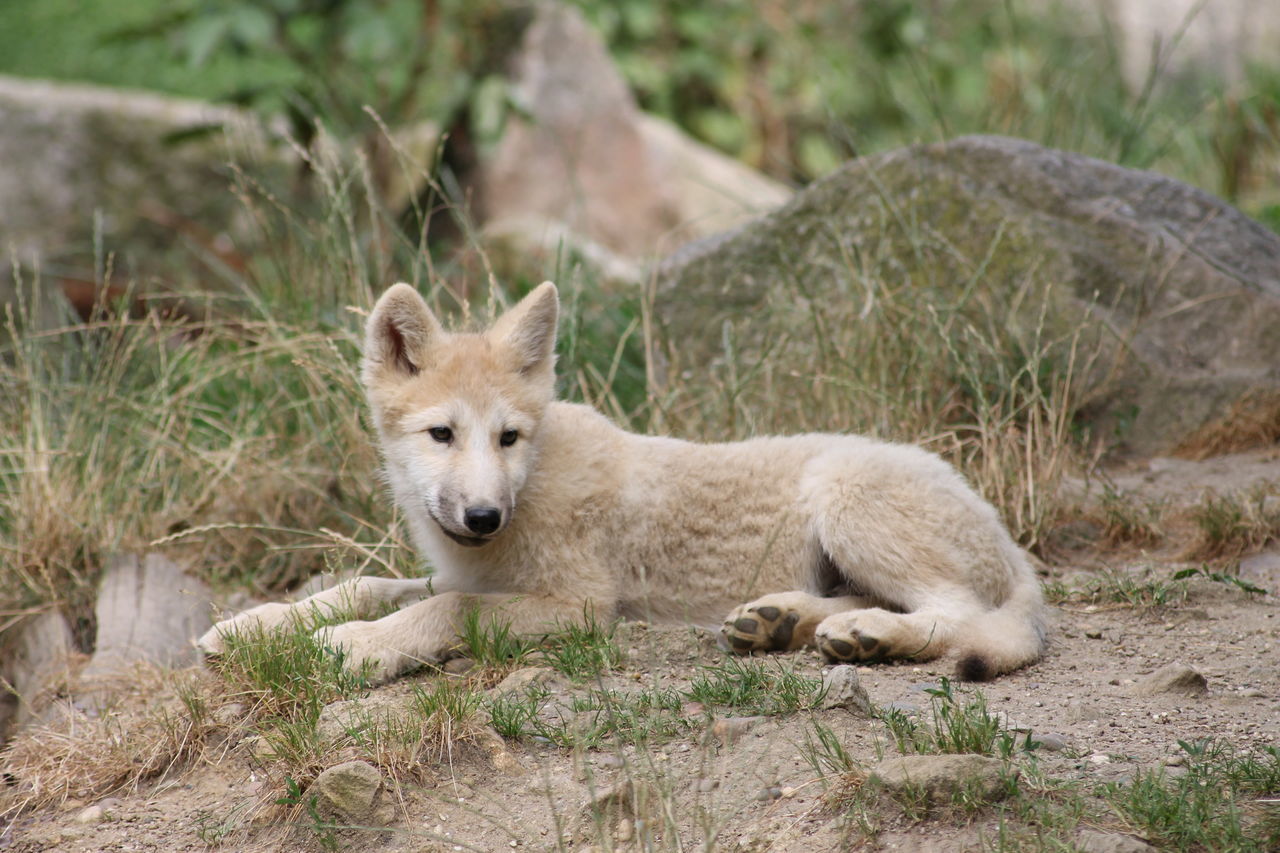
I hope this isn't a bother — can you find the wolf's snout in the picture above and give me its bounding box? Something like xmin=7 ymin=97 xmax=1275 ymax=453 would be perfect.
xmin=464 ymin=506 xmax=502 ymax=535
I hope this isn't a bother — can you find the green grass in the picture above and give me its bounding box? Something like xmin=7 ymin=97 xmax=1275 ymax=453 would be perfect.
xmin=685 ymin=656 xmax=825 ymax=716
xmin=878 ymin=678 xmax=1028 ymax=759
xmin=0 ymin=0 xmax=292 ymax=99
xmin=1101 ymin=741 xmax=1280 ymax=851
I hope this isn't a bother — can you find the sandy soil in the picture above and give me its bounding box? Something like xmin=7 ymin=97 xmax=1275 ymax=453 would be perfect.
xmin=3 ymin=451 xmax=1278 ymax=852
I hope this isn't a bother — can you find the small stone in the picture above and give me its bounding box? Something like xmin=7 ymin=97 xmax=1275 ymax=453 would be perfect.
xmin=754 ymin=786 xmax=783 ymax=801
xmin=1089 ymin=753 xmax=1112 ymax=765
xmin=1162 ymin=754 xmax=1186 ymax=767
xmin=1030 ymin=732 xmax=1070 ymax=751
xmin=870 ymin=754 xmax=1011 ymax=804
xmin=489 ymin=666 xmax=558 ymax=697
xmin=1134 ymin=662 xmax=1208 ymax=698
xmin=213 ymin=701 xmax=247 ymax=727
xmin=491 ymin=750 xmax=525 ymax=775
xmin=74 ymin=805 xmax=104 ymax=824
xmin=443 ymin=656 xmax=476 ymax=675
xmin=780 ymin=786 xmax=798 ymax=798
xmin=696 ymin=778 xmax=718 ymax=793
xmin=615 ymin=818 xmax=633 ymax=842
xmin=820 ymin=665 xmax=873 ymax=715
xmin=595 ymin=754 xmax=625 ymax=769
xmin=711 ymin=716 xmax=765 ymax=745
xmin=1084 ymin=627 xmax=1104 ymax=639
xmin=1075 ymin=828 xmax=1157 ymax=852
xmin=310 ymin=760 xmax=385 ymax=821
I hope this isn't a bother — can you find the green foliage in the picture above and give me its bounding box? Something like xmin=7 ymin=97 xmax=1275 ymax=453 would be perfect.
xmin=1078 ymin=567 xmax=1189 ymax=609
xmin=458 ymin=607 xmax=539 ymax=669
xmin=212 ymin=615 xmax=371 ymax=724
xmin=1101 ymin=741 xmax=1280 ymax=851
xmin=538 ymin=612 xmax=626 ymax=681
xmin=275 ymin=774 xmax=340 ymax=851
xmin=1172 ymin=565 xmax=1268 ymax=597
xmin=574 ymin=0 xmax=1278 ymax=210
xmin=801 ymin=720 xmax=855 ymax=780
xmin=458 ymin=608 xmax=624 ymax=680
xmin=880 ymin=678 xmax=1027 ymax=759
xmin=685 ymin=656 xmax=824 ymax=716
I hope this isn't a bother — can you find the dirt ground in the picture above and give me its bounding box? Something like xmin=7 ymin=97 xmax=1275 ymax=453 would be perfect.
xmin=3 ymin=450 xmax=1279 ymax=852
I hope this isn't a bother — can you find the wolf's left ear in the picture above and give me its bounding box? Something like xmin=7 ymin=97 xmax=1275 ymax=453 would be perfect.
xmin=491 ymin=281 xmax=559 ymax=376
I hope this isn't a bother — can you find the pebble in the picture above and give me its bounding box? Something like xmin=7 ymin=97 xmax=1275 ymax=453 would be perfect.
xmin=443 ymin=656 xmax=475 ymax=675
xmin=73 ymin=805 xmax=104 ymax=824
xmin=1031 ymin=732 xmax=1070 ymax=751
xmin=1134 ymin=662 xmax=1208 ymax=698
xmin=754 ymin=786 xmax=783 ymax=801
xmin=711 ymin=716 xmax=764 ymax=745
xmin=696 ymin=778 xmax=718 ymax=793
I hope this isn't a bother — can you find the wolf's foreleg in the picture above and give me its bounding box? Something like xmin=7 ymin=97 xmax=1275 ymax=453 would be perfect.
xmin=197 ymin=576 xmax=437 ymax=656
xmin=314 ymin=591 xmax=605 ymax=684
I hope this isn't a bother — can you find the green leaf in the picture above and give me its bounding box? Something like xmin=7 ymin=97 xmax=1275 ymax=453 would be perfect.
xmin=181 ymin=14 xmax=232 ymax=68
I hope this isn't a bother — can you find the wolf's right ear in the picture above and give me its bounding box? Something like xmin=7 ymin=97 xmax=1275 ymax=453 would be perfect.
xmin=363 ymin=283 xmax=443 ymax=380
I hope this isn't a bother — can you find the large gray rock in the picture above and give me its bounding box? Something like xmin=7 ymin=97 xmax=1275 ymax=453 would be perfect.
xmin=656 ymin=135 xmax=1280 ymax=454
xmin=80 ymin=554 xmax=213 ymax=678
xmin=0 ymin=75 xmax=268 ymax=269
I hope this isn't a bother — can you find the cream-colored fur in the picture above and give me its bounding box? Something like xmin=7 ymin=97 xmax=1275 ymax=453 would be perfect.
xmin=198 ymin=282 xmax=1046 ymax=683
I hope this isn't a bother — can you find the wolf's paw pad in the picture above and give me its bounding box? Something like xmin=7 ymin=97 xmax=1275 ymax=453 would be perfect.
xmin=816 ymin=628 xmax=890 ymax=664
xmin=721 ymin=603 xmax=801 ymax=653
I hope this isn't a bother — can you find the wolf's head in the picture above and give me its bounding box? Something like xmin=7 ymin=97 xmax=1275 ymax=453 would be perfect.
xmin=362 ymin=282 xmax=559 ymax=547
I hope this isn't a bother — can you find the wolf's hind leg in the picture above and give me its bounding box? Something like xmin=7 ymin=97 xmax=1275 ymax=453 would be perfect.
xmin=813 ymin=600 xmax=975 ymax=664
xmin=721 ymin=592 xmax=872 ymax=653
xmin=197 ymin=577 xmax=435 ymax=655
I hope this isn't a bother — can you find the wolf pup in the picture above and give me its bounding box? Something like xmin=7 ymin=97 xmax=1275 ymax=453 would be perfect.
xmin=199 ymin=282 xmax=1046 ymax=683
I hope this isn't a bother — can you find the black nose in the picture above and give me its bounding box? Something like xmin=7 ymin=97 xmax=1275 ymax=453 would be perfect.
xmin=464 ymin=506 xmax=502 ymax=535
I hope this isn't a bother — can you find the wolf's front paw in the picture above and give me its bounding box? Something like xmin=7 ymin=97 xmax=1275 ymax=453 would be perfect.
xmin=198 ymin=602 xmax=297 ymax=657
xmin=721 ymin=594 xmax=808 ymax=653
xmin=313 ymin=622 xmax=413 ymax=685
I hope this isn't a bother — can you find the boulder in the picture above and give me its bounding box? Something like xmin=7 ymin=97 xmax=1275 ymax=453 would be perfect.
xmin=80 ymin=554 xmax=213 ymax=679
xmin=870 ymin=753 xmax=1011 ymax=804
xmin=656 ymin=135 xmax=1280 ymax=454
xmin=474 ymin=2 xmax=789 ymax=272
xmin=3 ymin=610 xmax=77 ymax=733
xmin=0 ymin=75 xmax=270 ymax=270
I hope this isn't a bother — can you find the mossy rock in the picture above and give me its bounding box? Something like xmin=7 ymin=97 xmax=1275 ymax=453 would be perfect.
xmin=656 ymin=135 xmax=1280 ymax=455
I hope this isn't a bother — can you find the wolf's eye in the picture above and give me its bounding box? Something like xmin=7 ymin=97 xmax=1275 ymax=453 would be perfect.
xmin=428 ymin=426 xmax=453 ymax=443
xmin=499 ymin=429 xmax=518 ymax=447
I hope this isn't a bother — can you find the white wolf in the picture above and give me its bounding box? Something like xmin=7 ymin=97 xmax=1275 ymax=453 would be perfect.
xmin=199 ymin=282 xmax=1046 ymax=683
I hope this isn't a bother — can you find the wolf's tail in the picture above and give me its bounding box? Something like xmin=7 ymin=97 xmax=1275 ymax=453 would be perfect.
xmin=954 ymin=574 xmax=1047 ymax=682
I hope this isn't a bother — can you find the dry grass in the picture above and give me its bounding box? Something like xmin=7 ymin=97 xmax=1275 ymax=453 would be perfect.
xmin=0 ymin=665 xmax=223 ymax=817
xmin=1175 ymin=391 xmax=1280 ymax=461
xmin=1181 ymin=485 xmax=1280 ymax=562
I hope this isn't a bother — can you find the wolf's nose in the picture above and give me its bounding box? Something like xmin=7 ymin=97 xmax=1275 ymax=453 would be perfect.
xmin=464 ymin=507 xmax=502 ymax=535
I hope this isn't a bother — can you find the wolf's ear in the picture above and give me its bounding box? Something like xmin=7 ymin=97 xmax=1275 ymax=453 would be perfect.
xmin=363 ymin=283 xmax=443 ymax=380
xmin=491 ymin=281 xmax=559 ymax=376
